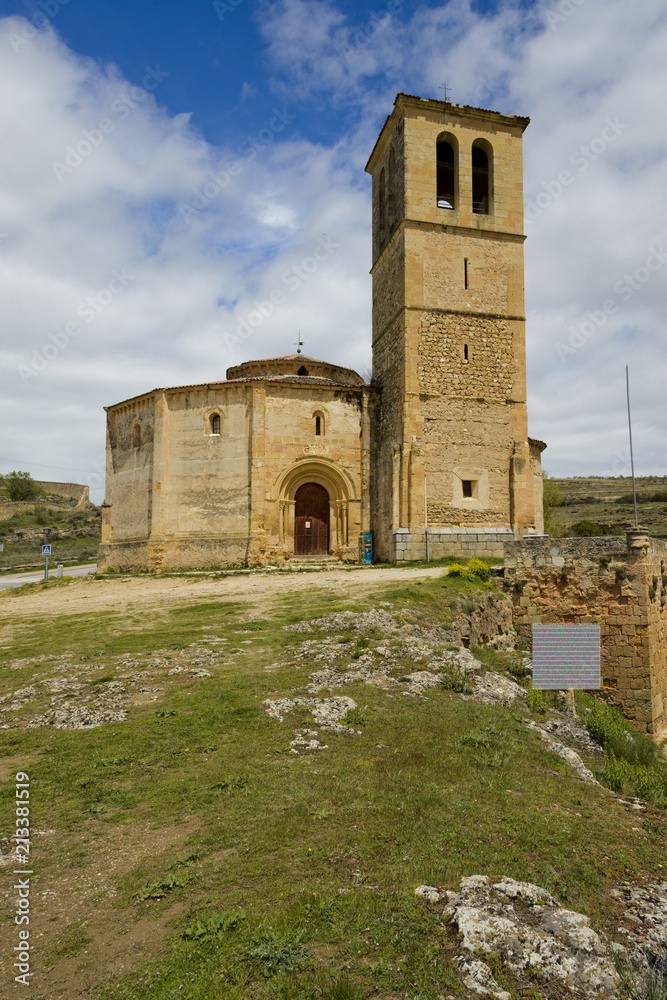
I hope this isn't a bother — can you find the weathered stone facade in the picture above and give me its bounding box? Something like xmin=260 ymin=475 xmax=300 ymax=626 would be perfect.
xmin=366 ymin=93 xmax=544 ymax=562
xmin=100 ymin=92 xmax=544 ymax=572
xmin=99 ymin=357 xmax=373 ymax=570
xmin=504 ymin=529 xmax=667 ymax=738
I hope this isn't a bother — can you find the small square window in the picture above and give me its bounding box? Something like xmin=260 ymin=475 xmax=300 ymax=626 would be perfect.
xmin=462 ymin=480 xmax=473 ymax=498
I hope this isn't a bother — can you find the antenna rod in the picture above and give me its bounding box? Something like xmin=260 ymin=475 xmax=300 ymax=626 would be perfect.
xmin=626 ymin=364 xmax=638 ymax=528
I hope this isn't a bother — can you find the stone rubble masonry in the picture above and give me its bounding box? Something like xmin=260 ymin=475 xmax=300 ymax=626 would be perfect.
xmin=503 ymin=529 xmax=667 ymax=738
xmin=366 ymin=92 xmax=544 ymax=563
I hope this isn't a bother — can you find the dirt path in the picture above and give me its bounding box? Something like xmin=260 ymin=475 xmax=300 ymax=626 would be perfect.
xmin=0 ymin=565 xmax=445 ymax=622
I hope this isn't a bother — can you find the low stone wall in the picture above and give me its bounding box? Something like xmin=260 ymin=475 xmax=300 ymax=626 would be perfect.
xmin=35 ymin=481 xmax=89 ymax=507
xmin=504 ymin=529 xmax=667 ymax=737
xmin=393 ymin=527 xmax=515 ymax=562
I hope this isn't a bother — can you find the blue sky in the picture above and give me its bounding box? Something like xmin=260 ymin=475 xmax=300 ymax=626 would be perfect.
xmin=0 ymin=0 xmax=666 ymax=501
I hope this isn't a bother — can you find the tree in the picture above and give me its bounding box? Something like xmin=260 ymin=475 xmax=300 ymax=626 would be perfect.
xmin=542 ymin=471 xmax=563 ymax=536
xmin=1 ymin=471 xmax=39 ymax=502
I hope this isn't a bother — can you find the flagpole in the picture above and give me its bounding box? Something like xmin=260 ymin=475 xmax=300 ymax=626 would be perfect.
xmin=626 ymin=365 xmax=638 ymax=528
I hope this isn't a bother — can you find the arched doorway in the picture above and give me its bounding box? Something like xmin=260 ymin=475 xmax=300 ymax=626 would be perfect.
xmin=295 ymin=483 xmax=329 ymax=555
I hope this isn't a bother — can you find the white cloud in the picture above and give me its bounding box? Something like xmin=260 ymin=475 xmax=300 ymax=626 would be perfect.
xmin=1 ymin=0 xmax=666 ymax=513
xmin=0 ymin=17 xmax=371 ymax=500
xmin=258 ymin=0 xmax=667 ymax=477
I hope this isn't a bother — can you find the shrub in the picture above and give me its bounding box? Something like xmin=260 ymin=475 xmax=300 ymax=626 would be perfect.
xmin=441 ymin=663 xmax=473 ymax=694
xmin=526 ymin=683 xmax=556 ymax=715
xmin=569 ymin=520 xmax=611 ymax=537
xmin=1 ymin=471 xmax=39 ymax=502
xmin=33 ymin=504 xmax=50 ymax=525
xmin=580 ymin=694 xmax=667 ymax=806
xmin=446 ymin=563 xmax=469 ymax=578
xmin=584 ymin=696 xmax=658 ymax=767
xmin=467 ymin=557 xmax=490 ymax=581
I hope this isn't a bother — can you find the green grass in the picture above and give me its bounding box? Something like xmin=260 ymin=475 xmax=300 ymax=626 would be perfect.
xmin=1 ymin=572 xmax=665 ymax=998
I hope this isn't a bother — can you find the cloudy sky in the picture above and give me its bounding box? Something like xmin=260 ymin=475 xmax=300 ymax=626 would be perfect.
xmin=0 ymin=0 xmax=665 ymax=502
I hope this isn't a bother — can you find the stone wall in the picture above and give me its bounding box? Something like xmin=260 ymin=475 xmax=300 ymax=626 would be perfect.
xmin=394 ymin=527 xmax=515 ymax=562
xmin=34 ymin=481 xmax=90 ymax=506
xmin=504 ymin=530 xmax=667 ymax=738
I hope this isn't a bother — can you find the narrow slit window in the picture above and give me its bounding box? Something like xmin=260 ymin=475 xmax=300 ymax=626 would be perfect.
xmin=462 ymin=480 xmax=473 ymax=498
xmin=378 ymin=166 xmax=386 ymax=244
xmin=436 ymin=139 xmax=455 ymax=210
xmin=472 ymin=145 xmax=489 ymax=214
xmin=315 ymin=416 xmax=321 ymax=436
xmin=464 ymin=258 xmax=469 ymax=289
xmin=211 ymin=414 xmax=221 ymax=435
xmin=388 ymin=148 xmax=396 ymax=228
xmin=464 ymin=343 xmax=469 ymax=362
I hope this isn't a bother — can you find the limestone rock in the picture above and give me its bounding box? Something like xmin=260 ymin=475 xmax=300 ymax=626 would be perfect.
xmin=443 ymin=874 xmax=620 ymax=997
xmin=467 ymin=671 xmax=526 ymax=706
xmin=526 ymin=720 xmax=602 ymax=786
xmin=456 ymin=955 xmax=511 ymax=999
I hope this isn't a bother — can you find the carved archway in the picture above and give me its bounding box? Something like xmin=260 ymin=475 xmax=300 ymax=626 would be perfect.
xmin=273 ymin=458 xmax=356 ymax=555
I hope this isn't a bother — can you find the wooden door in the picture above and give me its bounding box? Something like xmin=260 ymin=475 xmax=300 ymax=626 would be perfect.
xmin=295 ymin=483 xmax=329 ymax=555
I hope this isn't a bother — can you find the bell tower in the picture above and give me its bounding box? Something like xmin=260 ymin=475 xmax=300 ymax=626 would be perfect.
xmin=366 ymin=92 xmax=544 ymax=562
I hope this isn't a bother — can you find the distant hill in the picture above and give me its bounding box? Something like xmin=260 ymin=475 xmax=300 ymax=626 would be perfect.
xmin=548 ymin=475 xmax=667 ymax=539
xmin=0 ymin=502 xmax=101 ymax=571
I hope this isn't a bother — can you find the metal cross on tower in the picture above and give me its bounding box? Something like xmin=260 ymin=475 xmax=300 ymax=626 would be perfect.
xmin=295 ymin=332 xmax=303 ymax=354
xmin=439 ymin=81 xmax=452 ymax=122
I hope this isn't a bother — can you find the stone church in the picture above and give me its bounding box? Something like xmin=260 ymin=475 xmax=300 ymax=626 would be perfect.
xmin=98 ymin=92 xmax=545 ymax=571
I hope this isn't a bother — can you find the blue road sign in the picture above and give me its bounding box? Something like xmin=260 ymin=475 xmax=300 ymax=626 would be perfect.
xmin=42 ymin=545 xmax=52 ymax=555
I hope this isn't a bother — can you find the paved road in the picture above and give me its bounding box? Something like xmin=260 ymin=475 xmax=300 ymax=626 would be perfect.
xmin=0 ymin=563 xmax=97 ymax=591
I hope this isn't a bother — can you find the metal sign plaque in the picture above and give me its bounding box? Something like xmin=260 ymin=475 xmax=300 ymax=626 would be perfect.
xmin=532 ymin=624 xmax=601 ymax=689
xmin=364 ymin=532 xmax=372 ymax=564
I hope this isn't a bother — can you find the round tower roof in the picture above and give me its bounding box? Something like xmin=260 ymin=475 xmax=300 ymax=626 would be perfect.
xmin=225 ymin=354 xmax=366 ymax=386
